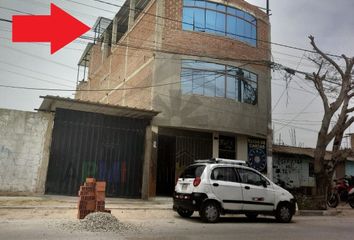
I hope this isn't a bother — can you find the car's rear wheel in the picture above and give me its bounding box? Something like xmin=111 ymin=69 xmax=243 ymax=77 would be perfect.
xmin=199 ymin=202 xmax=220 ymax=223
xmin=177 ymin=208 xmax=194 ymax=218
xmin=276 ymin=203 xmax=293 ymax=223
xmin=245 ymin=213 xmax=258 ymax=220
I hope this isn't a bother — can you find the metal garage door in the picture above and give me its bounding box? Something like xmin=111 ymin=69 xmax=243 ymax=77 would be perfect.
xmin=45 ymin=108 xmax=148 ymax=197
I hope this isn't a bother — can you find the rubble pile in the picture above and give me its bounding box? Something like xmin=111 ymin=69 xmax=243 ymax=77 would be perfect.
xmin=80 ymin=212 xmax=122 ymax=232
xmin=60 ymin=212 xmax=138 ymax=233
xmin=77 ymin=178 xmax=111 ymax=219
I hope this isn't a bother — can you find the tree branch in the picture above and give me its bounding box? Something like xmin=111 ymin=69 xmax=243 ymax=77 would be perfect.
xmin=309 ymin=36 xmax=345 ymax=78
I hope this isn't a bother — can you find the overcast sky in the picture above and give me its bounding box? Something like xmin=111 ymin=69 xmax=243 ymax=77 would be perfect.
xmin=1 ymin=0 xmax=354 ymax=148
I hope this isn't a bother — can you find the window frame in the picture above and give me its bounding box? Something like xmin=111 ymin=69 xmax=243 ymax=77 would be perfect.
xmin=235 ymin=167 xmax=270 ymax=186
xmin=182 ymin=0 xmax=258 ymax=47
xmin=180 ymin=60 xmax=258 ymax=105
xmin=210 ymin=166 xmax=240 ymax=183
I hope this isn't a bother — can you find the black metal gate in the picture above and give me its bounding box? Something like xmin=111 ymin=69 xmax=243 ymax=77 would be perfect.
xmin=45 ymin=108 xmax=148 ymax=198
xmin=156 ymin=129 xmax=212 ymax=196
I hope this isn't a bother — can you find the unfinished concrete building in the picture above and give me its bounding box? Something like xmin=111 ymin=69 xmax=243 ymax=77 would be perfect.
xmin=60 ymin=0 xmax=272 ymax=198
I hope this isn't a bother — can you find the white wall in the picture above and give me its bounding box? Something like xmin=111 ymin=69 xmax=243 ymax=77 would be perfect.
xmin=273 ymin=156 xmax=315 ymax=188
xmin=0 ymin=109 xmax=53 ymax=194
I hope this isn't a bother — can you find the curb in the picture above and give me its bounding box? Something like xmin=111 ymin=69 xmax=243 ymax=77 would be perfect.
xmin=0 ymin=206 xmax=172 ymax=210
xmin=297 ymin=210 xmax=341 ymax=216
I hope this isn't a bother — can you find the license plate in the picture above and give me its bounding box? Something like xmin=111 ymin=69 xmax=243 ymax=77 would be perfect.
xmin=182 ymin=184 xmax=188 ymax=190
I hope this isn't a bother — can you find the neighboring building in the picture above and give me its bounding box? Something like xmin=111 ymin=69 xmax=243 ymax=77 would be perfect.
xmin=273 ymin=144 xmax=354 ymax=194
xmin=74 ymin=0 xmax=272 ymax=197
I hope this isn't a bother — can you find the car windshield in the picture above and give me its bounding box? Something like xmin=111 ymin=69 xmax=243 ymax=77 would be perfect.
xmin=180 ymin=165 xmax=206 ymax=178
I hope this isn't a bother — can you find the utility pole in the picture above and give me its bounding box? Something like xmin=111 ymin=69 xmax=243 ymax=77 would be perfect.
xmin=266 ymin=0 xmax=270 ymax=16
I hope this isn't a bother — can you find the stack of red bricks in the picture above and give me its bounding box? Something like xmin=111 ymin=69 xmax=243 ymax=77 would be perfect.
xmin=77 ymin=178 xmax=111 ymax=219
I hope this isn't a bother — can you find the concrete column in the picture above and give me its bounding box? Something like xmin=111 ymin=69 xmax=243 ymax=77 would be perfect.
xmin=237 ymin=135 xmax=248 ymax=161
xmin=128 ymin=0 xmax=136 ymax=30
xmin=141 ymin=125 xmax=158 ymax=199
xmin=142 ymin=125 xmax=152 ymax=199
xmin=212 ymin=132 xmax=219 ymax=158
xmin=112 ymin=16 xmax=118 ymax=44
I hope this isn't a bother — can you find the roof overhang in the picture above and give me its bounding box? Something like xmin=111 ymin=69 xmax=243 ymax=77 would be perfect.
xmin=37 ymin=96 xmax=159 ymax=120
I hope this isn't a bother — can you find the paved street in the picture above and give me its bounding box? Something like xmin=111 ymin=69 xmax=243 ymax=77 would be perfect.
xmin=1 ymin=207 xmax=354 ymax=240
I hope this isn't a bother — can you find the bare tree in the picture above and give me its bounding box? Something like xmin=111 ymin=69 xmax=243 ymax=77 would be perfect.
xmin=305 ymin=36 xmax=354 ymax=209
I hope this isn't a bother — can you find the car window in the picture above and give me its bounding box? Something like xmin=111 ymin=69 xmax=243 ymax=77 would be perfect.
xmin=180 ymin=165 xmax=206 ymax=178
xmin=237 ymin=168 xmax=267 ymax=186
xmin=211 ymin=167 xmax=237 ymax=182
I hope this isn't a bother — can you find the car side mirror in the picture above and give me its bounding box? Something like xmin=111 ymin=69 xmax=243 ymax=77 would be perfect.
xmin=262 ymin=180 xmax=267 ymax=188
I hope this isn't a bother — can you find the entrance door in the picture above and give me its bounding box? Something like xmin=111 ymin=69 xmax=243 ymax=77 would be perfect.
xmin=156 ymin=135 xmax=176 ymax=196
xmin=156 ymin=129 xmax=213 ymax=196
xmin=219 ymin=135 xmax=236 ymax=159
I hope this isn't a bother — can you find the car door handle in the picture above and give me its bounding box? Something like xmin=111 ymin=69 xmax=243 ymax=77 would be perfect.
xmin=245 ymin=186 xmax=251 ymax=190
xmin=213 ymin=183 xmax=219 ymax=187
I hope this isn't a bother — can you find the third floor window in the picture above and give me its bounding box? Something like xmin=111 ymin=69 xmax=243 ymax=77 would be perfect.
xmin=182 ymin=0 xmax=257 ymax=47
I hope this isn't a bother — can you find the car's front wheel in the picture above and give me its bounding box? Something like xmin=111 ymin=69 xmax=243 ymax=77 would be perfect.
xmin=177 ymin=208 xmax=194 ymax=218
xmin=199 ymin=201 xmax=220 ymax=223
xmin=275 ymin=203 xmax=293 ymax=223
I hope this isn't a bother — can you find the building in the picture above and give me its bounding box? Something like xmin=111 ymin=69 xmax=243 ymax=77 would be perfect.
xmin=73 ymin=0 xmax=272 ymax=198
xmin=0 ymin=1 xmax=272 ymax=198
xmin=273 ymin=144 xmax=354 ymax=194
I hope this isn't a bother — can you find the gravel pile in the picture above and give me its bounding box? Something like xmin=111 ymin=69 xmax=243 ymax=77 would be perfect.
xmin=60 ymin=212 xmax=139 ymax=233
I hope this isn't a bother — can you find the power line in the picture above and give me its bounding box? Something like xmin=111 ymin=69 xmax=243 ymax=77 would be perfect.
xmin=90 ymin=0 xmax=342 ymax=58
xmin=274 ymin=95 xmax=319 ymax=133
xmin=272 ymin=120 xmax=319 ymax=133
xmin=0 ymin=18 xmax=12 ymax=23
xmin=0 ymin=1 xmax=345 ymax=59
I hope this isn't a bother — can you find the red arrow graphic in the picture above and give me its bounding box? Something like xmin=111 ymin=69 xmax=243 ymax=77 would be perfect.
xmin=12 ymin=3 xmax=90 ymax=54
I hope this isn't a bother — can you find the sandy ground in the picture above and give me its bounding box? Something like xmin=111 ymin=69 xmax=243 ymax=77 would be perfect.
xmin=1 ymin=196 xmax=354 ymax=240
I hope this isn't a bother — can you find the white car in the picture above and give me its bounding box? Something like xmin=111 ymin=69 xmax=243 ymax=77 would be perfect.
xmin=173 ymin=158 xmax=296 ymax=223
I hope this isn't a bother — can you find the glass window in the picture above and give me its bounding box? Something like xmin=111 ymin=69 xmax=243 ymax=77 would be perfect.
xmin=237 ymin=168 xmax=266 ymax=186
xmin=181 ymin=69 xmax=193 ymax=94
xmin=216 ymin=4 xmax=226 ymax=12
xmin=206 ymin=1 xmax=216 ymax=10
xmin=204 ymin=72 xmax=216 ymax=97
xmin=182 ymin=0 xmax=257 ymax=46
xmin=206 ymin=10 xmax=217 ymax=34
xmin=211 ymin=167 xmax=237 ymax=182
xmin=236 ymin=9 xmax=245 ymax=18
xmin=216 ymin=75 xmax=225 ymax=97
xmin=184 ymin=0 xmax=195 ymax=7
xmin=215 ymin=12 xmax=226 ymax=35
xmin=194 ymin=0 xmax=205 ymax=8
xmin=227 ymin=7 xmax=237 ymax=16
xmin=180 ymin=165 xmax=206 ymax=178
xmin=244 ymin=12 xmax=254 ymax=22
xmin=194 ymin=8 xmax=205 ymax=32
xmin=182 ymin=8 xmax=194 ymax=30
xmin=226 ymin=75 xmax=236 ymax=100
xmin=251 ymin=26 xmax=257 ymax=46
xmin=181 ymin=60 xmax=257 ymax=105
xmin=236 ymin=18 xmax=246 ymax=41
xmin=226 ymin=15 xmax=237 ymax=38
xmin=193 ymin=71 xmax=205 ymax=95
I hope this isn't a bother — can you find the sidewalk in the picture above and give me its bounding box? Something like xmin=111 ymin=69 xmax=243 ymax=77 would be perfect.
xmin=0 ymin=195 xmax=173 ymax=210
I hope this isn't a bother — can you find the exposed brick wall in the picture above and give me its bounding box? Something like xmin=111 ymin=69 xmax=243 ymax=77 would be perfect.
xmin=76 ymin=0 xmax=270 ymax=111
xmin=162 ymin=0 xmax=270 ymax=68
xmin=76 ymin=1 xmax=157 ymax=110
